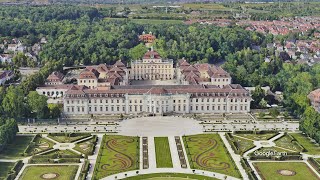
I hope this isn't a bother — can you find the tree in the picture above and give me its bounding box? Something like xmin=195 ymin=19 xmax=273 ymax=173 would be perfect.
xmin=48 ymin=104 xmax=62 ymax=118
xmin=27 ymin=91 xmax=48 ymax=119
xmin=129 ymin=44 xmax=147 ymax=60
xmin=251 ymin=86 xmax=265 ymax=108
xmin=2 ymin=86 xmax=25 ymax=118
xmin=269 ymin=108 xmax=280 ymax=118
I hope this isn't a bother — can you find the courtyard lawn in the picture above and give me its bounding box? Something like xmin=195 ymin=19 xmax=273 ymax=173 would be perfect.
xmin=0 ymin=162 xmax=15 ymax=179
xmin=274 ymin=134 xmax=301 ymax=152
xmin=47 ymin=133 xmax=90 ymax=143
xmin=73 ymin=136 xmax=96 ymax=155
xmin=0 ymin=135 xmax=34 ymax=159
xmin=290 ymin=133 xmax=320 ymax=155
xmin=93 ymin=135 xmax=139 ymax=179
xmin=125 ymin=173 xmax=219 ymax=180
xmin=183 ymin=134 xmax=241 ymax=178
xmin=154 ymin=137 xmax=173 ymax=168
xmin=19 ymin=165 xmax=78 ymax=180
xmin=253 ymin=162 xmax=319 ymax=180
xmin=26 ymin=136 xmax=55 ymax=155
xmin=232 ymin=136 xmax=255 ymax=154
xmin=251 ymin=146 xmax=295 ymax=156
xmin=235 ymin=133 xmax=277 ymax=141
xmin=42 ymin=149 xmax=78 ymax=156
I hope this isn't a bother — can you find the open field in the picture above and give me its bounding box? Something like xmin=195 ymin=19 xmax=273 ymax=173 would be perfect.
xmin=0 ymin=136 xmax=33 ymax=159
xmin=125 ymin=173 xmax=219 ymax=180
xmin=93 ymin=135 xmax=139 ymax=179
xmin=290 ymin=133 xmax=320 ymax=155
xmin=0 ymin=162 xmax=15 ymax=179
xmin=154 ymin=137 xmax=173 ymax=168
xmin=183 ymin=134 xmax=241 ymax=178
xmin=235 ymin=133 xmax=277 ymax=141
xmin=253 ymin=162 xmax=319 ymax=180
xmin=19 ymin=165 xmax=78 ymax=180
xmin=104 ymin=17 xmax=183 ymax=25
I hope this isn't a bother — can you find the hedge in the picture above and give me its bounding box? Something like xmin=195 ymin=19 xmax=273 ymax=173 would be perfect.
xmin=4 ymin=160 xmax=24 ymax=180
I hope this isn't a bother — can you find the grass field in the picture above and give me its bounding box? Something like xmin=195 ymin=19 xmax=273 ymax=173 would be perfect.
xmin=19 ymin=165 xmax=78 ymax=180
xmin=235 ymin=133 xmax=277 ymax=141
xmin=154 ymin=137 xmax=173 ymax=168
xmin=26 ymin=136 xmax=55 ymax=155
xmin=93 ymin=135 xmax=140 ymax=179
xmin=253 ymin=162 xmax=319 ymax=180
xmin=232 ymin=136 xmax=255 ymax=154
xmin=125 ymin=173 xmax=219 ymax=180
xmin=290 ymin=133 xmax=320 ymax=155
xmin=274 ymin=134 xmax=300 ymax=152
xmin=183 ymin=134 xmax=241 ymax=178
xmin=0 ymin=162 xmax=15 ymax=179
xmin=0 ymin=136 xmax=33 ymax=159
xmin=74 ymin=136 xmax=96 ymax=155
xmin=47 ymin=134 xmax=90 ymax=143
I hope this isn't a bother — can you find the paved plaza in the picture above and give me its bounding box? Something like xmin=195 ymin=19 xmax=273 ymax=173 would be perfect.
xmin=120 ymin=116 xmax=203 ymax=136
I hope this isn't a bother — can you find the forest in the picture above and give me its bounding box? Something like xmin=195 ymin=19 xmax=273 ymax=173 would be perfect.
xmin=0 ymin=5 xmax=319 ymax=143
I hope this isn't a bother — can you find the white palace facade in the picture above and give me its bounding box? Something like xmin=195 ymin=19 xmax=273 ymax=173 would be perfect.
xmin=36 ymin=49 xmax=251 ymax=116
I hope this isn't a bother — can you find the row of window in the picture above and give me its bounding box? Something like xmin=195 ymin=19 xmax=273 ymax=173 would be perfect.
xmin=66 ymin=104 xmax=248 ymax=113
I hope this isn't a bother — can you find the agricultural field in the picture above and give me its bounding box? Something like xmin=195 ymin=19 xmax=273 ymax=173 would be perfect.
xmin=104 ymin=17 xmax=183 ymax=25
xmin=0 ymin=162 xmax=15 ymax=179
xmin=253 ymin=162 xmax=319 ymax=180
xmin=0 ymin=135 xmax=33 ymax=159
xmin=93 ymin=135 xmax=140 ymax=179
xmin=183 ymin=134 xmax=241 ymax=178
xmin=125 ymin=173 xmax=219 ymax=180
xmin=19 ymin=165 xmax=78 ymax=180
xmin=154 ymin=137 xmax=173 ymax=168
xmin=290 ymin=133 xmax=320 ymax=155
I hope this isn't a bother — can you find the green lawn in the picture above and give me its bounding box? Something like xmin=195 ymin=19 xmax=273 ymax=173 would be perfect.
xmin=290 ymin=133 xmax=320 ymax=155
xmin=93 ymin=135 xmax=139 ymax=179
xmin=47 ymin=134 xmax=90 ymax=143
xmin=251 ymin=146 xmax=296 ymax=156
xmin=154 ymin=137 xmax=173 ymax=168
xmin=19 ymin=165 xmax=78 ymax=180
xmin=235 ymin=133 xmax=277 ymax=141
xmin=232 ymin=136 xmax=255 ymax=154
xmin=183 ymin=134 xmax=241 ymax=178
xmin=274 ymin=135 xmax=301 ymax=152
xmin=253 ymin=162 xmax=319 ymax=180
xmin=25 ymin=136 xmax=55 ymax=155
xmin=42 ymin=149 xmax=78 ymax=156
xmin=0 ymin=136 xmax=34 ymax=159
xmin=125 ymin=173 xmax=219 ymax=180
xmin=73 ymin=136 xmax=96 ymax=155
xmin=0 ymin=162 xmax=15 ymax=179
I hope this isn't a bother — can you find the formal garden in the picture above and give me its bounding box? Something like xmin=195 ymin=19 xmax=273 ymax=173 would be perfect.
xmin=253 ymin=162 xmax=319 ymax=180
xmin=73 ymin=135 xmax=98 ymax=156
xmin=47 ymin=133 xmax=91 ymax=143
xmin=182 ymin=134 xmax=241 ymax=178
xmin=154 ymin=137 xmax=173 ymax=168
xmin=290 ymin=133 xmax=320 ymax=155
xmin=124 ymin=173 xmax=219 ymax=180
xmin=92 ymin=135 xmax=140 ymax=180
xmin=19 ymin=165 xmax=78 ymax=180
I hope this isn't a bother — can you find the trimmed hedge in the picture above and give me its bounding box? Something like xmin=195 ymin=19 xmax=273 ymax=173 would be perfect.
xmin=4 ymin=160 xmax=24 ymax=180
xmin=308 ymin=157 xmax=320 ymax=174
xmin=240 ymin=158 xmax=258 ymax=180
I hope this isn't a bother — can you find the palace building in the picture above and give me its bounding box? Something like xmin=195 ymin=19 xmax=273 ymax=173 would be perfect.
xmin=37 ymin=50 xmax=251 ymax=116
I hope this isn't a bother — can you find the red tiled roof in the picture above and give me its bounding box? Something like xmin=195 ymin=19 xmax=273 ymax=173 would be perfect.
xmin=143 ymin=50 xmax=161 ymax=59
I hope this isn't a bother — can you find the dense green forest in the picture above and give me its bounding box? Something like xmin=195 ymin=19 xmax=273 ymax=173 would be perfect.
xmin=0 ymin=118 xmax=18 ymax=152
xmin=0 ymin=5 xmax=319 ymax=143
